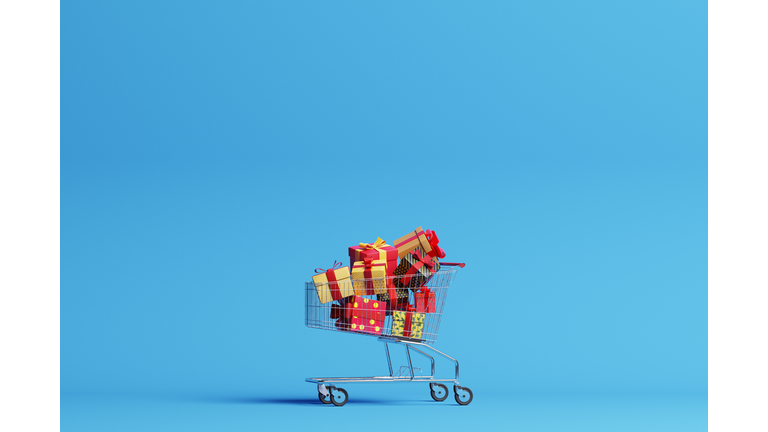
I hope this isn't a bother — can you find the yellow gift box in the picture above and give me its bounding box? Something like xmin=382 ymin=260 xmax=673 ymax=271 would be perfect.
xmin=350 ymin=259 xmax=389 ymax=296
xmin=312 ymin=264 xmax=355 ymax=304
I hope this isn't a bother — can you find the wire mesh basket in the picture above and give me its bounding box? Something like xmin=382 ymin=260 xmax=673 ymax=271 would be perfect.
xmin=305 ymin=266 xmax=460 ymax=345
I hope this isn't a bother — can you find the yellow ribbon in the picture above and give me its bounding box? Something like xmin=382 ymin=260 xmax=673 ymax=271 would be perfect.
xmin=359 ymin=237 xmax=387 ymax=250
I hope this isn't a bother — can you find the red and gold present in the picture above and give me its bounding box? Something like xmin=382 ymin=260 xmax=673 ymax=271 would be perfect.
xmin=391 ymin=306 xmax=425 ymax=339
xmin=348 ymin=237 xmax=399 ymax=275
xmin=392 ymin=227 xmax=433 ymax=259
xmin=312 ymin=261 xmax=355 ymax=304
xmin=349 ymin=295 xmax=385 ymax=335
xmin=349 ymin=295 xmax=385 ymax=321
xmin=350 ymin=316 xmax=385 ymax=335
xmin=414 ymin=288 xmax=436 ymax=313
xmin=351 ymin=258 xmax=389 ymax=296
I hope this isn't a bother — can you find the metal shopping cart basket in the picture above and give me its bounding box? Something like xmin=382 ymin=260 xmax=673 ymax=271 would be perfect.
xmin=305 ymin=262 xmax=472 ymax=406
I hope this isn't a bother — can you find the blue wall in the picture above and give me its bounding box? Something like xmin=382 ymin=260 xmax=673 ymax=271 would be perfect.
xmin=62 ymin=0 xmax=707 ymax=399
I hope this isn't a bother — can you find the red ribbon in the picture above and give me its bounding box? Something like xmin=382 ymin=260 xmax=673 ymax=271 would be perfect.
xmin=402 ymin=249 xmax=435 ymax=286
xmin=425 ymin=230 xmax=446 ymax=259
xmin=402 ymin=305 xmax=416 ymax=337
xmin=316 ymin=261 xmax=344 ymax=301
xmin=360 ymin=257 xmax=387 ymax=295
xmin=363 ymin=257 xmax=375 ymax=294
xmin=387 ymin=282 xmax=399 ymax=310
xmin=403 ymin=311 xmax=412 ymax=337
xmin=315 ymin=260 xmax=343 ymax=274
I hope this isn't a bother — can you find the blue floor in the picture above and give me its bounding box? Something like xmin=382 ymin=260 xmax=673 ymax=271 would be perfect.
xmin=61 ymin=389 xmax=707 ymax=431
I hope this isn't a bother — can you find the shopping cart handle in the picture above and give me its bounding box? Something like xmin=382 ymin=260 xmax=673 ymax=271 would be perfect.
xmin=439 ymin=262 xmax=465 ymax=268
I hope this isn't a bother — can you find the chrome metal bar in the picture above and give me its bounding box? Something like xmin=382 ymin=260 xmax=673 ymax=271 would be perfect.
xmin=404 ymin=345 xmax=415 ymax=380
xmin=406 ymin=341 xmax=460 ymax=382
xmin=384 ymin=342 xmax=393 ymax=376
xmin=306 ymin=377 xmax=458 ymax=384
xmin=407 ymin=345 xmax=435 ymax=377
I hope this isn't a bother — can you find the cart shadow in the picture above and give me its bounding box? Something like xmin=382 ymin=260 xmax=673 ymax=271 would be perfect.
xmin=209 ymin=396 xmax=442 ymax=406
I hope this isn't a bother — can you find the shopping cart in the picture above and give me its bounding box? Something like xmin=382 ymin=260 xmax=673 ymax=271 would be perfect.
xmin=305 ymin=262 xmax=473 ymax=406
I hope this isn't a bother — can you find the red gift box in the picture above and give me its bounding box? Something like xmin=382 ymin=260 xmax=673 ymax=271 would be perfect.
xmin=349 ymin=295 xmax=385 ymax=321
xmin=348 ymin=238 xmax=399 ymax=276
xmin=349 ymin=295 xmax=385 ymax=335
xmin=350 ymin=315 xmax=385 ymax=335
xmin=414 ymin=288 xmax=436 ymax=313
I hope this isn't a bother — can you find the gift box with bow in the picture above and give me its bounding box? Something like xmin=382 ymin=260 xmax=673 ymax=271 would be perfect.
xmin=393 ymin=247 xmax=441 ymax=289
xmin=391 ymin=307 xmax=426 ymax=339
xmin=376 ymin=286 xmax=410 ymax=306
xmin=350 ymin=258 xmax=388 ymax=296
xmin=392 ymin=227 xmax=446 ymax=260
xmin=348 ymin=296 xmax=386 ymax=335
xmin=348 ymin=237 xmax=399 ymax=275
xmin=312 ymin=261 xmax=355 ymax=304
xmin=413 ymin=287 xmax=436 ymax=313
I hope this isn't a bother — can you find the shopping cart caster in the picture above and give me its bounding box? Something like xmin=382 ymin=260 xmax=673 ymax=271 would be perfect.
xmin=429 ymin=383 xmax=449 ymax=402
xmin=453 ymin=385 xmax=473 ymax=405
xmin=318 ymin=391 xmax=332 ymax=404
xmin=329 ymin=387 xmax=348 ymax=406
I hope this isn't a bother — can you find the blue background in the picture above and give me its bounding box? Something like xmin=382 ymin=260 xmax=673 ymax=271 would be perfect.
xmin=62 ymin=0 xmax=707 ymax=430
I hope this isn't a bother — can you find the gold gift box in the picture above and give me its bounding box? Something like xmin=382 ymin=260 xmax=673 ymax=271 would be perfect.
xmin=350 ymin=259 xmax=388 ymax=296
xmin=392 ymin=226 xmax=433 ymax=259
xmin=312 ymin=266 xmax=354 ymax=304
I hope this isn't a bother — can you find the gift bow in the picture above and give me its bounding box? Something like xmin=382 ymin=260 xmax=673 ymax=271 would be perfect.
xmin=401 ymin=249 xmax=436 ymax=286
xmin=425 ymin=230 xmax=446 ymax=259
xmin=359 ymin=237 xmax=387 ymax=251
xmin=314 ymin=260 xmax=343 ymax=274
xmin=315 ymin=261 xmax=344 ymax=301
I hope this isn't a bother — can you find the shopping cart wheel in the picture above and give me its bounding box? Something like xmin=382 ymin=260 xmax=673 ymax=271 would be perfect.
xmin=329 ymin=387 xmax=348 ymax=406
xmin=318 ymin=391 xmax=332 ymax=404
xmin=453 ymin=385 xmax=473 ymax=406
xmin=429 ymin=383 xmax=449 ymax=402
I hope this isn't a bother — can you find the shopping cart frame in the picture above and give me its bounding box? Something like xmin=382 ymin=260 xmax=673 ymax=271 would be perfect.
xmin=305 ymin=262 xmax=473 ymax=406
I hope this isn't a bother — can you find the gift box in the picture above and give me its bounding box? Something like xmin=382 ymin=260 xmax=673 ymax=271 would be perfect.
xmin=349 ymin=296 xmax=385 ymax=335
xmin=376 ymin=287 xmax=410 ymax=304
xmin=312 ymin=261 xmax=355 ymax=304
xmin=377 ymin=286 xmax=410 ymax=312
xmin=392 ymin=227 xmax=432 ymax=259
xmin=349 ymin=295 xmax=385 ymax=321
xmin=393 ymin=247 xmax=440 ymax=289
xmin=348 ymin=238 xmax=399 ymax=275
xmin=391 ymin=308 xmax=426 ymax=339
xmin=350 ymin=258 xmax=388 ymax=296
xmin=414 ymin=288 xmax=436 ymax=313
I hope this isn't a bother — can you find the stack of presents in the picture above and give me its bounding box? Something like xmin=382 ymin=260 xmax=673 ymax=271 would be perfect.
xmin=312 ymin=227 xmax=446 ymax=340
